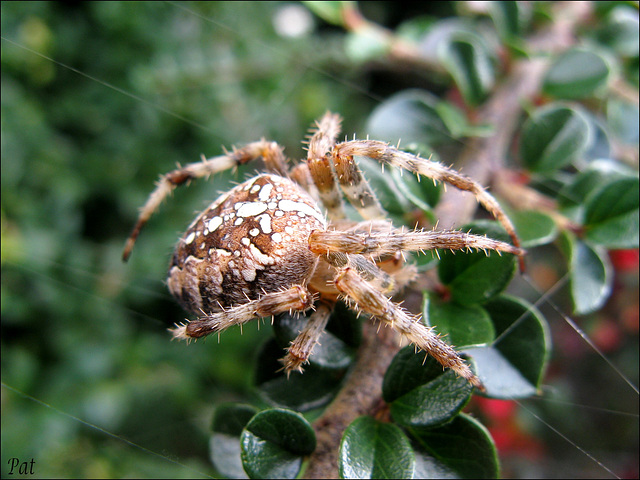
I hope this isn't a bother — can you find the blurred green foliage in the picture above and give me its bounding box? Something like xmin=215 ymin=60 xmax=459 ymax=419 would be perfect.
xmin=1 ymin=2 xmax=638 ymax=479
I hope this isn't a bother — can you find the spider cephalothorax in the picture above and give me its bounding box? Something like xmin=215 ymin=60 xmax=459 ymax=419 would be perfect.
xmin=123 ymin=112 xmax=524 ymax=388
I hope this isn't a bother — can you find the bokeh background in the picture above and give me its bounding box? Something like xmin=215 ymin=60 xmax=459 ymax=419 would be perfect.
xmin=2 ymin=2 xmax=638 ymax=478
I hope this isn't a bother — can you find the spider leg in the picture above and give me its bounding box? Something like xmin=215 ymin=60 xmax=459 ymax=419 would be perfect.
xmin=122 ymin=140 xmax=287 ymax=261
xmin=334 ymin=267 xmax=482 ymax=388
xmin=170 ymin=285 xmax=313 ymax=340
xmin=331 ymin=140 xmax=386 ymax=220
xmin=281 ymin=302 xmax=333 ymax=375
xmin=335 ymin=268 xmax=482 ymax=388
xmin=306 ymin=112 xmax=348 ymax=220
xmin=309 ymin=228 xmax=524 ymax=257
xmin=332 ymin=140 xmax=521 ymax=253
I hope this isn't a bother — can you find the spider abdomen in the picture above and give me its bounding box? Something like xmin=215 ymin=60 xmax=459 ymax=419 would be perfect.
xmin=167 ymin=174 xmax=326 ymax=315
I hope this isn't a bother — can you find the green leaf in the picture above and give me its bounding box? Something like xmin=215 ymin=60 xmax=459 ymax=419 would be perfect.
xmin=437 ymin=221 xmax=517 ymax=306
xmin=383 ymin=347 xmax=474 ymax=427
xmin=241 ymin=408 xmax=316 ymax=479
xmin=410 ymin=414 xmax=499 ymax=479
xmin=560 ymin=231 xmax=613 ymax=315
xmin=212 ymin=403 xmax=259 ymax=436
xmin=584 ymin=177 xmax=639 ymax=248
xmin=438 ymin=32 xmax=495 ymax=106
xmin=423 ymin=293 xmax=495 ymax=348
xmin=339 ymin=416 xmax=416 ymax=479
xmin=607 ymin=98 xmax=639 ymax=144
xmin=512 ymin=210 xmax=558 ymax=248
xmin=543 ymin=48 xmax=610 ymax=99
xmin=210 ymin=404 xmax=258 ymax=480
xmin=462 ymin=295 xmax=549 ymax=398
xmin=255 ymin=338 xmax=344 ymax=411
xmin=520 ymin=104 xmax=592 ymax=173
xmin=558 ymin=158 xmax=633 ymax=208
xmin=365 ymin=90 xmax=451 ymax=146
xmin=480 ymin=295 xmax=550 ymax=391
xmin=488 ymin=1 xmax=523 ymax=39
xmin=595 ymin=6 xmax=640 ymax=57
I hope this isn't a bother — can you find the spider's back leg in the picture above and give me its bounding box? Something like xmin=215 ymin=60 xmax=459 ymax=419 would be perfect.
xmin=122 ymin=140 xmax=287 ymax=261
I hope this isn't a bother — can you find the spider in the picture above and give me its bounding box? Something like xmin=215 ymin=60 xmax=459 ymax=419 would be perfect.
xmin=123 ymin=112 xmax=523 ymax=388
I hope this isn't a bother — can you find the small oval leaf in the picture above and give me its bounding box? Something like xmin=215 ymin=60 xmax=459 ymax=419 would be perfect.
xmin=584 ymin=177 xmax=639 ymax=249
xmin=241 ymin=408 xmax=316 ymax=479
xmin=520 ymin=104 xmax=592 ymax=173
xmin=410 ymin=413 xmax=499 ymax=479
xmin=560 ymin=232 xmax=614 ymax=315
xmin=464 ymin=295 xmax=550 ymax=398
xmin=340 ymin=416 xmax=416 ymax=479
xmin=543 ymin=48 xmax=610 ymax=99
xmin=438 ymin=33 xmax=495 ymax=106
xmin=423 ymin=294 xmax=495 ymax=348
xmin=512 ymin=210 xmax=558 ymax=248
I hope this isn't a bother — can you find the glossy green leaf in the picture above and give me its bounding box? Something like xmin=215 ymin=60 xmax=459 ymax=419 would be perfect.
xmin=410 ymin=414 xmax=499 ymax=479
xmin=365 ymin=90 xmax=451 ymax=146
xmin=241 ymin=408 xmax=316 ymax=479
xmin=482 ymin=295 xmax=549 ymax=389
xmin=558 ymin=158 xmax=633 ymax=208
xmin=595 ymin=6 xmax=640 ymax=57
xmin=211 ymin=403 xmax=259 ymax=436
xmin=210 ymin=404 xmax=258 ymax=480
xmin=255 ymin=338 xmax=344 ymax=411
xmin=438 ymin=221 xmax=517 ymax=306
xmin=438 ymin=33 xmax=495 ymax=106
xmin=584 ymin=177 xmax=639 ymax=248
xmin=520 ymin=104 xmax=592 ymax=173
xmin=423 ymin=293 xmax=495 ymax=348
xmin=543 ymin=48 xmax=610 ymax=99
xmin=464 ymin=295 xmax=549 ymax=398
xmin=512 ymin=210 xmax=558 ymax=248
xmin=383 ymin=347 xmax=474 ymax=427
xmin=560 ymin=232 xmax=613 ymax=315
xmin=339 ymin=416 xmax=416 ymax=479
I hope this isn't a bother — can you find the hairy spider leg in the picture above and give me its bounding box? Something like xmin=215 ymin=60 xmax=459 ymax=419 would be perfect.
xmin=281 ymin=302 xmax=333 ymax=374
xmin=122 ymin=140 xmax=288 ymax=261
xmin=305 ymin=112 xmax=348 ymax=220
xmin=309 ymin=228 xmax=525 ymax=257
xmin=170 ymin=285 xmax=313 ymax=340
xmin=332 ymin=140 xmax=522 ymax=256
xmin=334 ymin=267 xmax=482 ymax=389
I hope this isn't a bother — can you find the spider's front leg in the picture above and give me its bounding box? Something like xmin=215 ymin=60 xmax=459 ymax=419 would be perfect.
xmin=332 ymin=140 xmax=522 ymax=258
xmin=334 ymin=267 xmax=482 ymax=389
xmin=171 ymin=285 xmax=313 ymax=340
xmin=309 ymin=228 xmax=525 ymax=257
xmin=122 ymin=140 xmax=288 ymax=261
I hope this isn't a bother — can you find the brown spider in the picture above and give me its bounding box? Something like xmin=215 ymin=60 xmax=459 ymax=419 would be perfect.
xmin=123 ymin=112 xmax=523 ymax=388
